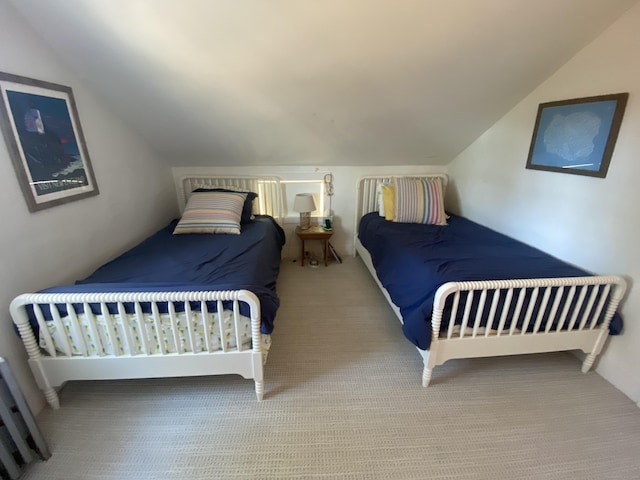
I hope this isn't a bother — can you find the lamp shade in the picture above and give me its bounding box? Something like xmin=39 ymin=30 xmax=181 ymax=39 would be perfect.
xmin=293 ymin=193 xmax=316 ymax=213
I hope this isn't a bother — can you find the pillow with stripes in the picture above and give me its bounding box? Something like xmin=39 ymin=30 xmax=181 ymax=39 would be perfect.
xmin=392 ymin=176 xmax=447 ymax=225
xmin=173 ymin=191 xmax=247 ymax=234
xmin=193 ymin=187 xmax=258 ymax=223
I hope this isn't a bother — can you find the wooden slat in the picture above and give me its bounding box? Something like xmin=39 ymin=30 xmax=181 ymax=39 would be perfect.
xmin=459 ymin=291 xmax=474 ymax=338
xmin=532 ymin=287 xmax=552 ymax=334
xmin=83 ymin=302 xmax=103 ymax=356
xmin=167 ymin=302 xmax=181 ymax=353
xmin=589 ymin=285 xmax=611 ymax=330
xmin=184 ymin=301 xmax=197 ymax=353
xmin=66 ymin=303 xmax=88 ymax=357
xmin=50 ymin=304 xmax=72 ymax=357
xmin=545 ymin=287 xmax=564 ymax=334
xmin=446 ymin=292 xmax=460 ymax=340
xmin=233 ymin=300 xmax=243 ymax=352
xmin=496 ymin=288 xmax=513 ymax=336
xmin=117 ymin=302 xmax=135 ymax=356
xmin=579 ymin=286 xmax=600 ymax=330
xmin=568 ymin=287 xmax=588 ymax=330
xmin=556 ymin=286 xmax=576 ymax=332
xmin=134 ymin=302 xmax=150 ymax=355
xmin=520 ymin=288 xmax=539 ymax=335
xmin=100 ymin=302 xmax=119 ymax=357
xmin=509 ymin=289 xmax=527 ymax=335
xmin=485 ymin=290 xmax=500 ymax=337
xmin=151 ymin=302 xmax=164 ymax=354
xmin=202 ymin=301 xmax=213 ymax=353
xmin=33 ymin=305 xmax=56 ymax=357
xmin=472 ymin=290 xmax=487 ymax=337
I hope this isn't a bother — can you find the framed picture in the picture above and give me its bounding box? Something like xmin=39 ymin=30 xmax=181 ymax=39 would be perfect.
xmin=0 ymin=72 xmax=99 ymax=212
xmin=525 ymin=93 xmax=628 ymax=178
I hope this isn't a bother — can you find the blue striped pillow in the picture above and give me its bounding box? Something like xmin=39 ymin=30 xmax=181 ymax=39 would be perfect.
xmin=393 ymin=177 xmax=447 ymax=225
xmin=173 ymin=191 xmax=247 ymax=234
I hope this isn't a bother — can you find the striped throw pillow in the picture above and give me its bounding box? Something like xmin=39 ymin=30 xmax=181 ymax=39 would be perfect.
xmin=173 ymin=191 xmax=247 ymax=234
xmin=193 ymin=187 xmax=258 ymax=223
xmin=393 ymin=177 xmax=447 ymax=225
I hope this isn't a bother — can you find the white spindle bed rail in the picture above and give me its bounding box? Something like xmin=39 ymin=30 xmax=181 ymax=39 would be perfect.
xmin=355 ymin=175 xmax=627 ymax=386
xmin=11 ymin=175 xmax=283 ymax=409
xmin=11 ymin=290 xmax=264 ymax=409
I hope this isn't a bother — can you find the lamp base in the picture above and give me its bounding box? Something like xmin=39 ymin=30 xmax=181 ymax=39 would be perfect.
xmin=299 ymin=212 xmax=311 ymax=230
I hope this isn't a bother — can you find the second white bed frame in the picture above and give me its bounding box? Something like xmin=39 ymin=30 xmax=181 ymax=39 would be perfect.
xmin=355 ymin=175 xmax=627 ymax=387
xmin=11 ymin=175 xmax=283 ymax=409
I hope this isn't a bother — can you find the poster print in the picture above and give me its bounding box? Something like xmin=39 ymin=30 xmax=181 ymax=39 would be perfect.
xmin=0 ymin=72 xmax=98 ymax=212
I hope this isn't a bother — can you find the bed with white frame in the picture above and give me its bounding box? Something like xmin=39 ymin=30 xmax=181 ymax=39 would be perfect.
xmin=354 ymin=174 xmax=627 ymax=387
xmin=11 ymin=175 xmax=284 ymax=409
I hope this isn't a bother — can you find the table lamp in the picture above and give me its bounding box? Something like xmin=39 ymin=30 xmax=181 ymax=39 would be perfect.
xmin=293 ymin=193 xmax=316 ymax=230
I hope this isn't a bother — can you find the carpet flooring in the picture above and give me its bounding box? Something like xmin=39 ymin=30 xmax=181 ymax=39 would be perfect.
xmin=21 ymin=256 xmax=640 ymax=479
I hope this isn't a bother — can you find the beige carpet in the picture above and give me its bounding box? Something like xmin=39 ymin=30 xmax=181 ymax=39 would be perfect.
xmin=21 ymin=256 xmax=640 ymax=479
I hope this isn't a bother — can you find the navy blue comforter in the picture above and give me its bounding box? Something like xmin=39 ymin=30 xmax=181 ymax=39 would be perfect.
xmin=359 ymin=212 xmax=622 ymax=350
xmin=40 ymin=215 xmax=285 ymax=333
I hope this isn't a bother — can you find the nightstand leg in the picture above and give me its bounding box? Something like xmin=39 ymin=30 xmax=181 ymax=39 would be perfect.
xmin=300 ymin=239 xmax=305 ymax=266
xmin=324 ymin=240 xmax=329 ymax=266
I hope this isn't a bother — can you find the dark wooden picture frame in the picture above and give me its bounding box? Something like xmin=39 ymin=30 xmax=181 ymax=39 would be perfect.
xmin=526 ymin=93 xmax=628 ymax=178
xmin=0 ymin=72 xmax=99 ymax=212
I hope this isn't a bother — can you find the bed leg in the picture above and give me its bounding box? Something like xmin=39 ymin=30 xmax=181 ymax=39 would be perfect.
xmin=255 ymin=380 xmax=264 ymax=401
xmin=11 ymin=310 xmax=61 ymax=409
xmin=422 ymin=366 xmax=433 ymax=387
xmin=43 ymin=387 xmax=60 ymax=410
xmin=581 ymin=353 xmax=597 ymax=373
xmin=418 ymin=348 xmax=435 ymax=387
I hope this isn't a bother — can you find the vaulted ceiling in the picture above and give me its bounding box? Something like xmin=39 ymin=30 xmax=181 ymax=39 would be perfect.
xmin=8 ymin=0 xmax=638 ymax=166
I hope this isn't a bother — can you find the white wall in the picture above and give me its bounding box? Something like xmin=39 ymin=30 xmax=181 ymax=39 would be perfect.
xmin=173 ymin=165 xmax=447 ymax=260
xmin=0 ymin=2 xmax=177 ymax=413
xmin=448 ymin=3 xmax=640 ymax=406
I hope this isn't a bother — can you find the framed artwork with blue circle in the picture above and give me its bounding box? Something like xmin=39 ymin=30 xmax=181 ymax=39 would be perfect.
xmin=526 ymin=93 xmax=628 ymax=178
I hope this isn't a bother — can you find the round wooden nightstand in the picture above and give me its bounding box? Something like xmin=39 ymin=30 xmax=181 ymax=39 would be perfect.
xmin=295 ymin=225 xmax=334 ymax=266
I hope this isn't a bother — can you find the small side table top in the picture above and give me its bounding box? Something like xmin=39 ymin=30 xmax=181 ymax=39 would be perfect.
xmin=295 ymin=225 xmax=334 ymax=266
xmin=295 ymin=225 xmax=333 ymax=239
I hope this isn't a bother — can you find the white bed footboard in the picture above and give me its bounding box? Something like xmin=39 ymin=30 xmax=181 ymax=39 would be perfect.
xmin=356 ymin=238 xmax=626 ymax=386
xmin=423 ymin=276 xmax=626 ymax=386
xmin=10 ymin=290 xmax=265 ymax=409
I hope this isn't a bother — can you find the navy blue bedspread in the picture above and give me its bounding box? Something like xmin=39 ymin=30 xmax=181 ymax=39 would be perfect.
xmin=359 ymin=212 xmax=622 ymax=350
xmin=39 ymin=215 xmax=285 ymax=334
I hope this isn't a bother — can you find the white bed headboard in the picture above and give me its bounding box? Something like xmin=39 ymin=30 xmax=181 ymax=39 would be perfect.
xmin=178 ymin=175 xmax=284 ymax=221
xmin=354 ymin=174 xmax=449 ymax=252
xmin=355 ymin=174 xmax=449 ymax=221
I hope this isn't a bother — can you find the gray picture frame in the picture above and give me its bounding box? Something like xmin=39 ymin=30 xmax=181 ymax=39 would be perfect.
xmin=0 ymin=72 xmax=99 ymax=212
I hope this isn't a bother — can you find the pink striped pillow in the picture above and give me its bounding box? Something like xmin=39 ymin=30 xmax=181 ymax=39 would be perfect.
xmin=393 ymin=177 xmax=447 ymax=225
xmin=173 ymin=191 xmax=247 ymax=234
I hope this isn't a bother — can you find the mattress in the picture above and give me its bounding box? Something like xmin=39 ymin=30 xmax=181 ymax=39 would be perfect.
xmin=34 ymin=215 xmax=286 ymax=334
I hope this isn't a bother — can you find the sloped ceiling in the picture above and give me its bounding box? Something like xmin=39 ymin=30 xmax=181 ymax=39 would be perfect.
xmin=8 ymin=0 xmax=638 ymax=166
